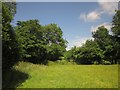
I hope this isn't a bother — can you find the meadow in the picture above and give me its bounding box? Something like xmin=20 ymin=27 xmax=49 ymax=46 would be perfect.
xmin=4 ymin=61 xmax=118 ymax=88
xmin=2 ymin=2 xmax=120 ymax=89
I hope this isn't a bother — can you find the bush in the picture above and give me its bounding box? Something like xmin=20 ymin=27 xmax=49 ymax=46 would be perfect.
xmin=93 ymin=61 xmax=99 ymax=65
xmin=47 ymin=61 xmax=57 ymax=66
xmin=47 ymin=60 xmax=75 ymax=65
xmin=102 ymin=60 xmax=111 ymax=65
xmin=60 ymin=60 xmax=67 ymax=65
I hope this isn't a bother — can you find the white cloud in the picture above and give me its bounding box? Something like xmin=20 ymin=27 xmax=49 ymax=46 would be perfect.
xmin=90 ymin=22 xmax=112 ymax=32
xmin=80 ymin=10 xmax=102 ymax=22
xmin=98 ymin=0 xmax=118 ymax=15
xmin=66 ymin=36 xmax=93 ymax=50
xmin=80 ymin=1 xmax=118 ymax=22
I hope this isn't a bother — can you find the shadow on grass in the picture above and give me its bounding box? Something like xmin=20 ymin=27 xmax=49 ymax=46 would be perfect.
xmin=2 ymin=69 xmax=29 ymax=89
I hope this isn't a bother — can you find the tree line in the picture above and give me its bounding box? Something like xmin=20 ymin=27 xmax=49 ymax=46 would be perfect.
xmin=64 ymin=10 xmax=120 ymax=65
xmin=2 ymin=2 xmax=120 ymax=71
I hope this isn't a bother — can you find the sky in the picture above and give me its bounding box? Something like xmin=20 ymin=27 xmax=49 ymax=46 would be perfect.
xmin=12 ymin=1 xmax=118 ymax=50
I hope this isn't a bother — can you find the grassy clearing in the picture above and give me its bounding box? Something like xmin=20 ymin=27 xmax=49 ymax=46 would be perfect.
xmin=9 ymin=61 xmax=118 ymax=88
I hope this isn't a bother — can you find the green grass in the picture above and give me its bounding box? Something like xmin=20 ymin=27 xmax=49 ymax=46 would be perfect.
xmin=10 ymin=61 xmax=118 ymax=88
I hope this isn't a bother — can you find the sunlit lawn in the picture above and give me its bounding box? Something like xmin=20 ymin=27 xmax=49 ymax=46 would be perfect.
xmin=12 ymin=62 xmax=118 ymax=88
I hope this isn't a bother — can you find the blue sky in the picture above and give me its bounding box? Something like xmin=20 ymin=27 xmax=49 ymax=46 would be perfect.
xmin=12 ymin=2 xmax=118 ymax=50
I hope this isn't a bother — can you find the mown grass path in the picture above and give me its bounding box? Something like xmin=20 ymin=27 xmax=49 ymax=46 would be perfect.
xmin=14 ymin=62 xmax=118 ymax=88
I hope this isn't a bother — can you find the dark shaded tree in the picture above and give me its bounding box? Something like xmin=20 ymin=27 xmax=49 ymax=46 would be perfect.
xmin=111 ymin=10 xmax=120 ymax=64
xmin=2 ymin=2 xmax=20 ymax=70
xmin=15 ymin=20 xmax=48 ymax=64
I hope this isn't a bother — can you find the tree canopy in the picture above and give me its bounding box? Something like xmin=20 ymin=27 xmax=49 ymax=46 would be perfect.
xmin=15 ymin=20 xmax=67 ymax=64
xmin=2 ymin=2 xmax=20 ymax=70
xmin=111 ymin=10 xmax=120 ymax=64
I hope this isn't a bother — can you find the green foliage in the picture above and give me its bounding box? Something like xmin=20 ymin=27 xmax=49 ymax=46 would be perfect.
xmin=111 ymin=10 xmax=120 ymax=64
xmin=15 ymin=20 xmax=48 ymax=64
xmin=56 ymin=60 xmax=74 ymax=65
xmin=112 ymin=10 xmax=120 ymax=36
xmin=43 ymin=24 xmax=67 ymax=61
xmin=102 ymin=60 xmax=111 ymax=65
xmin=3 ymin=2 xmax=119 ymax=68
xmin=64 ymin=49 xmax=73 ymax=60
xmin=15 ymin=21 xmax=67 ymax=64
xmin=66 ymin=25 xmax=118 ymax=65
xmin=93 ymin=61 xmax=99 ymax=65
xmin=92 ymin=26 xmax=116 ymax=64
xmin=73 ymin=40 xmax=104 ymax=64
xmin=2 ymin=2 xmax=20 ymax=70
xmin=47 ymin=60 xmax=75 ymax=66
xmin=92 ymin=26 xmax=110 ymax=50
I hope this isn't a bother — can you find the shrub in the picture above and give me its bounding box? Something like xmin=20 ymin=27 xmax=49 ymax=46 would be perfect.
xmin=93 ymin=61 xmax=99 ymax=65
xmin=48 ymin=60 xmax=75 ymax=65
xmin=102 ymin=60 xmax=111 ymax=65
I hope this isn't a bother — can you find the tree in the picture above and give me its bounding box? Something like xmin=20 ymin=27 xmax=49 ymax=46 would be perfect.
xmin=64 ymin=50 xmax=73 ymax=61
xmin=92 ymin=26 xmax=116 ymax=64
xmin=2 ymin=2 xmax=20 ymax=70
xmin=73 ymin=40 xmax=103 ymax=64
xmin=111 ymin=10 xmax=120 ymax=64
xmin=15 ymin=21 xmax=67 ymax=63
xmin=43 ymin=24 xmax=67 ymax=61
xmin=92 ymin=26 xmax=110 ymax=50
xmin=112 ymin=10 xmax=120 ymax=36
xmin=15 ymin=20 xmax=48 ymax=64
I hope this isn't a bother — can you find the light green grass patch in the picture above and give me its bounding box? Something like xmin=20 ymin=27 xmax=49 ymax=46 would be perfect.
xmin=14 ymin=61 xmax=118 ymax=88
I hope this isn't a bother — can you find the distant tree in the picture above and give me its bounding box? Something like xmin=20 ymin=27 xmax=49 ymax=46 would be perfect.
xmin=64 ymin=50 xmax=73 ymax=61
xmin=69 ymin=26 xmax=117 ymax=65
xmin=70 ymin=46 xmax=78 ymax=63
xmin=73 ymin=40 xmax=103 ymax=64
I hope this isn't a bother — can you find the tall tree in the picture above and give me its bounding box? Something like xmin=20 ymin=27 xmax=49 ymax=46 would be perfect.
xmin=2 ymin=2 xmax=20 ymax=70
xmin=111 ymin=10 xmax=120 ymax=63
xmin=92 ymin=26 xmax=116 ymax=64
xmin=15 ymin=20 xmax=47 ymax=64
xmin=92 ymin=26 xmax=110 ymax=50
xmin=43 ymin=24 xmax=67 ymax=61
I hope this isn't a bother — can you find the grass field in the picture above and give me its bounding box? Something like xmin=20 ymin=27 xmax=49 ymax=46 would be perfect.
xmin=4 ymin=61 xmax=118 ymax=88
